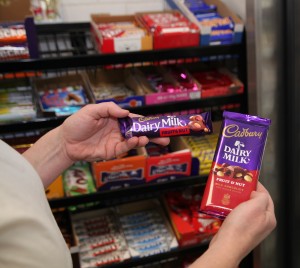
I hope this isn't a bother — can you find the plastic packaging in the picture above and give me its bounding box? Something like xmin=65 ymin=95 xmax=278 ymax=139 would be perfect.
xmin=200 ymin=111 xmax=271 ymax=219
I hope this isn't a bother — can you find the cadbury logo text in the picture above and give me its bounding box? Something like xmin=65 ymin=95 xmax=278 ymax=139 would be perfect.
xmin=223 ymin=124 xmax=262 ymax=139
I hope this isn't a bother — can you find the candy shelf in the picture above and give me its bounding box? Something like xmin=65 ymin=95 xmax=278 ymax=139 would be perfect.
xmin=72 ymin=242 xmax=210 ymax=268
xmin=0 ymin=21 xmax=246 ymax=74
xmin=49 ymin=175 xmax=206 ymax=209
xmin=0 ymin=43 xmax=244 ymax=72
xmin=75 ymin=242 xmax=253 ymax=268
xmin=0 ymin=20 xmax=252 ymax=268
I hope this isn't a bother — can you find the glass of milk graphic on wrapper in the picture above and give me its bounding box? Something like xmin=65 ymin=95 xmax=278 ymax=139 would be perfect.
xmin=200 ymin=111 xmax=271 ymax=219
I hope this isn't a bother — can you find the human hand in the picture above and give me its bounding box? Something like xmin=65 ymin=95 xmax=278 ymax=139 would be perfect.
xmin=208 ymin=182 xmax=276 ymax=264
xmin=60 ymin=102 xmax=170 ymax=162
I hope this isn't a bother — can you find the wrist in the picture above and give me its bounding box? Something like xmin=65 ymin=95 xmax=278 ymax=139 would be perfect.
xmin=55 ymin=126 xmax=75 ymax=164
xmin=208 ymin=241 xmax=242 ymax=267
xmin=189 ymin=240 xmax=241 ymax=268
xmin=23 ymin=126 xmax=74 ymax=188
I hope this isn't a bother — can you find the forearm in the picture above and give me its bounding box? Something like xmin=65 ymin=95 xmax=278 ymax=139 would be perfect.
xmin=23 ymin=126 xmax=74 ymax=188
xmin=189 ymin=243 xmax=241 ymax=268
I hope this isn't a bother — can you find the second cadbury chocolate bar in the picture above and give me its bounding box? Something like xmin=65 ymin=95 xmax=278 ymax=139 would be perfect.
xmin=118 ymin=112 xmax=212 ymax=139
xmin=200 ymin=111 xmax=271 ymax=219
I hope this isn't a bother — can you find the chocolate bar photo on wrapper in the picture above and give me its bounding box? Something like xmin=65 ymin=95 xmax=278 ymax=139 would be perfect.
xmin=200 ymin=111 xmax=271 ymax=219
xmin=118 ymin=112 xmax=212 ymax=139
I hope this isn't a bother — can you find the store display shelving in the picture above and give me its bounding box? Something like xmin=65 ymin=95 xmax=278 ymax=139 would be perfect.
xmin=0 ymin=22 xmax=246 ymax=72
xmin=0 ymin=20 xmax=252 ymax=268
xmin=0 ymin=94 xmax=244 ymax=133
xmin=49 ymin=175 xmax=207 ymax=209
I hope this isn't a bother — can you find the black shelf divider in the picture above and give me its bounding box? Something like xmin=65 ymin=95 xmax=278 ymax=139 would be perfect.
xmin=0 ymin=44 xmax=243 ymax=73
xmin=95 ymin=242 xmax=209 ymax=268
xmin=36 ymin=22 xmax=91 ymax=34
xmin=49 ymin=175 xmax=207 ymax=208
xmin=72 ymin=240 xmax=252 ymax=268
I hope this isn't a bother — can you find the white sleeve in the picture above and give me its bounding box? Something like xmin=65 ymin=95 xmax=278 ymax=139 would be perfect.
xmin=0 ymin=140 xmax=73 ymax=268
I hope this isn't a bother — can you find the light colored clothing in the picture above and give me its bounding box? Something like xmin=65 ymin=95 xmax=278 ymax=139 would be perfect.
xmin=0 ymin=140 xmax=72 ymax=268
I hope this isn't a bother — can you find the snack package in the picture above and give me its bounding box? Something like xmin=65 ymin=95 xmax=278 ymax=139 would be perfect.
xmin=0 ymin=45 xmax=29 ymax=61
xmin=118 ymin=112 xmax=212 ymax=139
xmin=39 ymin=85 xmax=89 ymax=116
xmin=0 ymin=23 xmax=29 ymax=61
xmin=184 ymin=0 xmax=217 ymax=14
xmin=0 ymin=24 xmax=27 ymax=44
xmin=63 ymin=162 xmax=96 ymax=197
xmin=200 ymin=111 xmax=271 ymax=219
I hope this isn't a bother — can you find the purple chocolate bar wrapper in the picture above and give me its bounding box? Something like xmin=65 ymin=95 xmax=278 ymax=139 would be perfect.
xmin=118 ymin=112 xmax=212 ymax=139
xmin=214 ymin=111 xmax=271 ymax=171
xmin=200 ymin=111 xmax=271 ymax=219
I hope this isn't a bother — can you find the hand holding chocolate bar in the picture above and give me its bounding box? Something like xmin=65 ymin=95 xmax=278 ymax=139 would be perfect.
xmin=189 ymin=182 xmax=276 ymax=268
xmin=60 ymin=102 xmax=170 ymax=162
xmin=24 ymin=102 xmax=170 ymax=188
xmin=200 ymin=111 xmax=272 ymax=219
xmin=208 ymin=182 xmax=276 ymax=260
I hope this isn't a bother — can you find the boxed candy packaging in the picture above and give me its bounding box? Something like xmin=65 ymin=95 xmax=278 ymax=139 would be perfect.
xmin=90 ymin=14 xmax=152 ymax=54
xmin=92 ymin=148 xmax=146 ymax=191
xmin=136 ymin=10 xmax=200 ymax=49
xmin=145 ymin=137 xmax=193 ymax=183
xmin=32 ymin=73 xmax=94 ymax=117
xmin=164 ymin=186 xmax=222 ymax=246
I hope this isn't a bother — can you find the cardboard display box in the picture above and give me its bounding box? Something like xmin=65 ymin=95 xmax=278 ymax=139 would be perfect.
xmin=145 ymin=137 xmax=192 ymax=183
xmin=46 ymin=175 xmax=64 ymax=199
xmin=181 ymin=131 xmax=219 ymax=176
xmin=167 ymin=0 xmax=244 ymax=46
xmin=136 ymin=10 xmax=200 ymax=50
xmin=129 ymin=66 xmax=201 ymax=106
xmin=163 ymin=187 xmax=222 ymax=247
xmin=0 ymin=0 xmax=31 ymax=22
xmin=183 ymin=63 xmax=244 ymax=98
xmin=91 ymin=14 xmax=153 ymax=54
xmin=83 ymin=68 xmax=148 ymax=108
xmin=32 ymin=73 xmax=94 ymax=117
xmin=92 ymin=147 xmax=147 ymax=191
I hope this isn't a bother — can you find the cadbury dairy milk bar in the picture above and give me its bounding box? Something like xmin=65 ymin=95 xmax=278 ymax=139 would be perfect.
xmin=118 ymin=112 xmax=212 ymax=139
xmin=200 ymin=111 xmax=271 ymax=219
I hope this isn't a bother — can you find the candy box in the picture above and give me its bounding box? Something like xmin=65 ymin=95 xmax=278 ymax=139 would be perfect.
xmin=83 ymin=68 xmax=146 ymax=108
xmin=90 ymin=14 xmax=152 ymax=54
xmin=136 ymin=10 xmax=200 ymax=49
xmin=92 ymin=147 xmax=147 ymax=191
xmin=163 ymin=186 xmax=222 ymax=246
xmin=0 ymin=0 xmax=31 ymax=22
xmin=129 ymin=66 xmax=201 ymax=105
xmin=32 ymin=73 xmax=94 ymax=117
xmin=182 ymin=132 xmax=218 ymax=175
xmin=185 ymin=65 xmax=244 ymax=98
xmin=145 ymin=136 xmax=193 ymax=183
xmin=167 ymin=0 xmax=244 ymax=46
xmin=114 ymin=199 xmax=178 ymax=258
xmin=0 ymin=79 xmax=36 ymax=122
